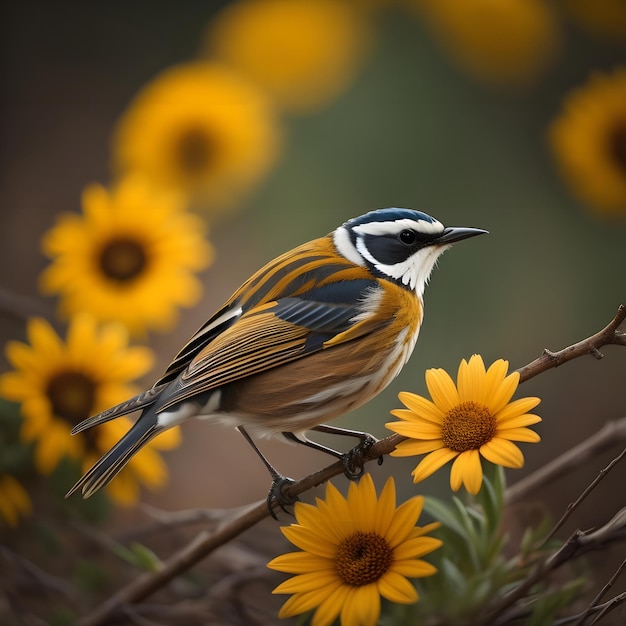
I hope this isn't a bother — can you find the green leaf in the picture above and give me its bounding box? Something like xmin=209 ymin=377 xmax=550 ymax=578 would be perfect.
xmin=129 ymin=542 xmax=161 ymax=572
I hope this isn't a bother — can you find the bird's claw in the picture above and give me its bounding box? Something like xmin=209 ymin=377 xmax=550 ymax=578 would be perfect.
xmin=267 ymin=475 xmax=299 ymax=519
xmin=340 ymin=434 xmax=380 ymax=480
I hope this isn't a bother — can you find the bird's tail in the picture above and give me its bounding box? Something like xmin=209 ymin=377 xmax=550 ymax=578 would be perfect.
xmin=66 ymin=412 xmax=161 ymax=499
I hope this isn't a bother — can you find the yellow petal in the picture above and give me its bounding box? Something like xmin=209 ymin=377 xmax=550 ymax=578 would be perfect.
xmin=282 ymin=526 xmax=337 ymax=558
xmin=480 ymin=438 xmax=524 ymax=468
xmin=312 ymin=584 xmax=351 ymax=626
xmin=374 ymin=476 xmax=397 ymax=538
xmin=486 ymin=371 xmax=520 ymax=415
xmin=425 ymin=368 xmax=460 ymax=413
xmin=496 ymin=397 xmax=541 ymax=423
xmin=377 ymin=570 xmax=418 ymax=604
xmin=482 ymin=359 xmax=509 ymax=404
xmin=457 ymin=355 xmax=485 ymax=403
xmin=391 ymin=559 xmax=438 ymax=578
xmin=385 ymin=420 xmax=443 ymax=439
xmin=450 ymin=449 xmax=483 ymax=494
xmin=341 ymin=583 xmax=381 ymax=626
xmin=496 ymin=426 xmax=541 ymax=443
xmin=384 ymin=496 xmax=424 ymax=548
xmin=411 ymin=448 xmax=458 ymax=483
xmin=393 ymin=536 xmax=443 ymax=560
xmin=390 ymin=439 xmax=444 ymax=457
xmin=273 ymin=570 xmax=338 ymax=594
xmin=267 ymin=551 xmax=333 ymax=574
xmin=396 ymin=392 xmax=444 ymax=423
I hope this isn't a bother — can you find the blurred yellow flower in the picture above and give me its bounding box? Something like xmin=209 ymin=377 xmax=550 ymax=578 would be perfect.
xmin=563 ymin=0 xmax=626 ymax=42
xmin=39 ymin=177 xmax=213 ymax=336
xmin=205 ymin=0 xmax=371 ymax=112
xmin=112 ymin=62 xmax=280 ymax=211
xmin=0 ymin=474 xmax=32 ymax=527
xmin=412 ymin=0 xmax=560 ymax=87
xmin=550 ymin=68 xmax=626 ymax=216
xmin=0 ymin=315 xmax=180 ymax=505
xmin=386 ymin=355 xmax=541 ymax=495
xmin=268 ymin=474 xmax=441 ymax=626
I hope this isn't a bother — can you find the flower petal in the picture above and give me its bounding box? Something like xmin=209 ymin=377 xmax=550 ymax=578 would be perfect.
xmin=395 ymin=392 xmax=444 ymax=423
xmin=377 ymin=570 xmax=418 ymax=604
xmin=450 ymin=449 xmax=483 ymax=494
xmin=480 ymin=438 xmax=524 ymax=468
xmin=496 ymin=426 xmax=541 ymax=443
xmin=425 ymin=368 xmax=459 ymax=413
xmin=411 ymin=448 xmax=458 ymax=484
xmin=390 ymin=439 xmax=444 ymax=457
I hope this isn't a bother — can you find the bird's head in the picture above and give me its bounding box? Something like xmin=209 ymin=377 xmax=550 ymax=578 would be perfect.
xmin=333 ymin=208 xmax=487 ymax=296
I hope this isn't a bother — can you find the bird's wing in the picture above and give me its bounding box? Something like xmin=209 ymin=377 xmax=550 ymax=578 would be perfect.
xmin=156 ymin=279 xmax=386 ymax=411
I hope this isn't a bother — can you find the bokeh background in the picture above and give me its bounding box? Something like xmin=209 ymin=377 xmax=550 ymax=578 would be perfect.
xmin=1 ymin=1 xmax=625 ymax=624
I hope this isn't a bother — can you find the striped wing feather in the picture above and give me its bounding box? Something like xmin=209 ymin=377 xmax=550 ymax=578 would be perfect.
xmin=157 ymin=286 xmax=384 ymax=412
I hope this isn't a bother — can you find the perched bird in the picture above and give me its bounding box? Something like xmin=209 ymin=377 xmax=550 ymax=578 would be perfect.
xmin=67 ymin=208 xmax=486 ymax=511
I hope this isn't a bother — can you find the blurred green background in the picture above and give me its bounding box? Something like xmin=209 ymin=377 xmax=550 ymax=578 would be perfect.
xmin=0 ymin=0 xmax=625 ymax=621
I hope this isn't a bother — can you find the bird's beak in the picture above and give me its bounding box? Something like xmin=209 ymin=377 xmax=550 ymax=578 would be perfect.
xmin=433 ymin=226 xmax=488 ymax=245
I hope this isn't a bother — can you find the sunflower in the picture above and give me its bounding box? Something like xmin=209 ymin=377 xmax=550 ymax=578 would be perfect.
xmin=549 ymin=68 xmax=626 ymax=216
xmin=268 ymin=473 xmax=442 ymax=626
xmin=0 ymin=474 xmax=32 ymax=527
xmin=39 ymin=176 xmax=213 ymax=336
xmin=412 ymin=0 xmax=560 ymax=87
xmin=112 ymin=62 xmax=280 ymax=211
xmin=386 ymin=355 xmax=541 ymax=495
xmin=205 ymin=0 xmax=372 ymax=113
xmin=0 ymin=315 xmax=180 ymax=505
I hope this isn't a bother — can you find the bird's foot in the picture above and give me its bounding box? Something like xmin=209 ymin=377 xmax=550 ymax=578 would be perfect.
xmin=340 ymin=434 xmax=382 ymax=480
xmin=267 ymin=474 xmax=299 ymax=519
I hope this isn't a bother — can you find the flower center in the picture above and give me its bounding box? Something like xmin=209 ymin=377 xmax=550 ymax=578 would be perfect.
xmin=607 ymin=119 xmax=626 ymax=176
xmin=176 ymin=126 xmax=215 ymax=176
xmin=441 ymin=401 xmax=496 ymax=452
xmin=335 ymin=531 xmax=393 ymax=586
xmin=46 ymin=370 xmax=97 ymax=424
xmin=99 ymin=237 xmax=148 ymax=283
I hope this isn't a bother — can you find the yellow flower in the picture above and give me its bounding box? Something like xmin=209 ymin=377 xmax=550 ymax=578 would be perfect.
xmin=205 ymin=0 xmax=372 ymax=112
xmin=386 ymin=355 xmax=541 ymax=495
xmin=412 ymin=0 xmax=560 ymax=87
xmin=112 ymin=62 xmax=280 ymax=211
xmin=39 ymin=177 xmax=213 ymax=336
xmin=268 ymin=474 xmax=441 ymax=626
xmin=563 ymin=0 xmax=626 ymax=42
xmin=0 ymin=315 xmax=180 ymax=505
xmin=0 ymin=474 xmax=32 ymax=527
xmin=549 ymin=68 xmax=626 ymax=216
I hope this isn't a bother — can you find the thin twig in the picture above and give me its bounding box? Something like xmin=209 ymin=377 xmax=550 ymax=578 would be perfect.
xmin=505 ymin=417 xmax=626 ymax=505
xmin=515 ymin=305 xmax=626 ymax=383
xmin=553 ymin=593 xmax=626 ymax=625
xmin=79 ymin=306 xmax=626 ymax=625
xmin=573 ymin=558 xmax=626 ymax=626
xmin=542 ymin=447 xmax=626 ymax=545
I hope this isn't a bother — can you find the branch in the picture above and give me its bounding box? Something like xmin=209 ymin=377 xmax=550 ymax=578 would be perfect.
xmin=79 ymin=306 xmax=626 ymax=625
xmin=515 ymin=305 xmax=626 ymax=383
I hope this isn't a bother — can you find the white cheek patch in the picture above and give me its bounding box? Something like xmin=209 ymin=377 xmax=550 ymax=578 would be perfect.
xmin=333 ymin=226 xmax=365 ymax=266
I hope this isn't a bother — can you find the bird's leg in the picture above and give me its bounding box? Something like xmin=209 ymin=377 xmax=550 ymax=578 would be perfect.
xmin=236 ymin=426 xmax=298 ymax=519
xmin=285 ymin=425 xmax=382 ymax=481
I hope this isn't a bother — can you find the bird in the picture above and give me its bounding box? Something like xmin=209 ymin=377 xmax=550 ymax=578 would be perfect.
xmin=66 ymin=208 xmax=486 ymax=513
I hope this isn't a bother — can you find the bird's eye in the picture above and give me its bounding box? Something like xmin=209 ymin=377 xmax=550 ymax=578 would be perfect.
xmin=399 ymin=230 xmax=417 ymax=245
